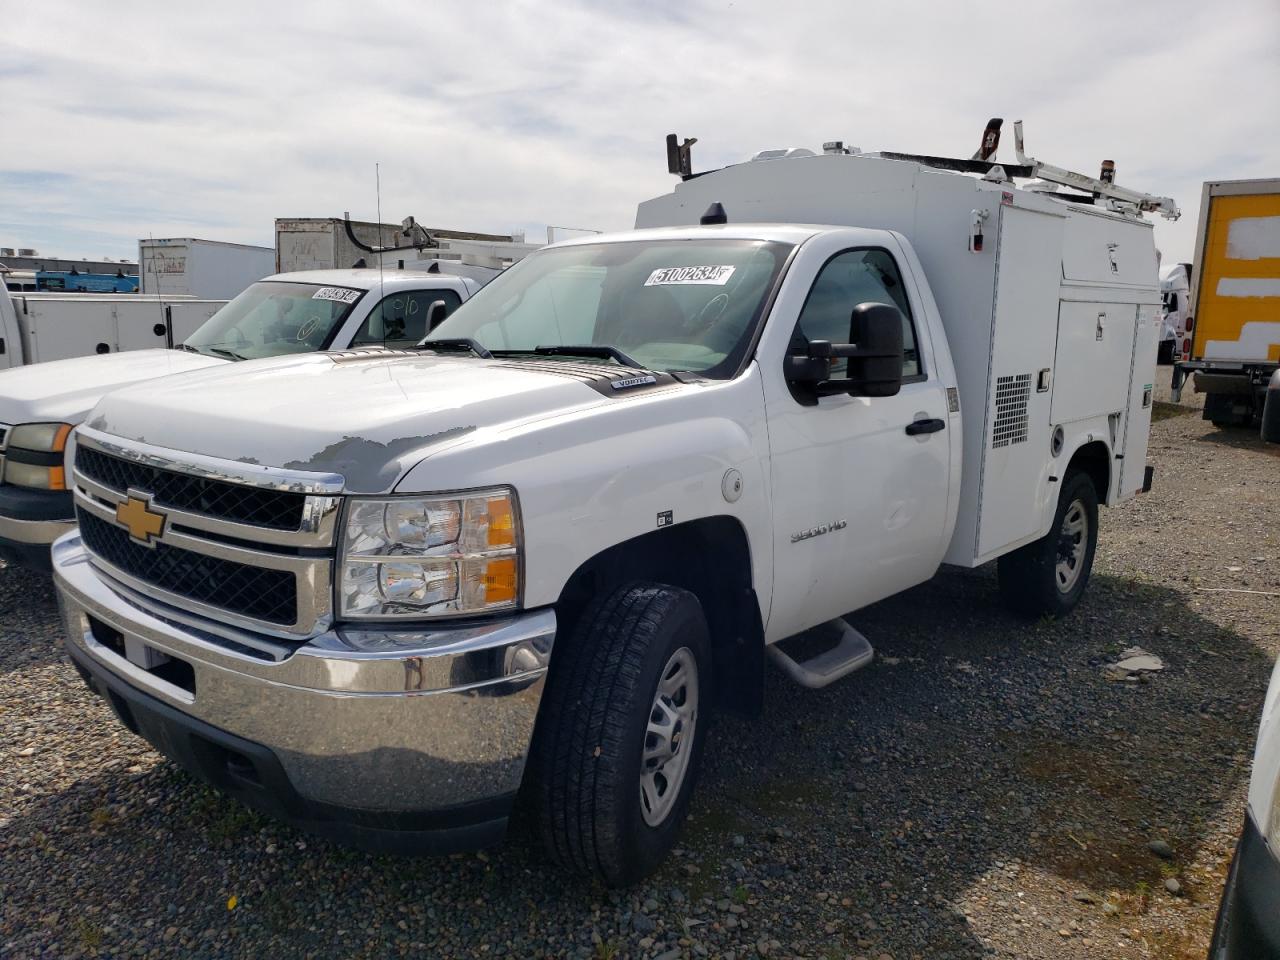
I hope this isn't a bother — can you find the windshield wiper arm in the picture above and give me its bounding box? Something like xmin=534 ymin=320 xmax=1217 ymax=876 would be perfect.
xmin=530 ymin=344 xmax=643 ymax=368
xmin=202 ymin=346 xmax=248 ymax=361
xmin=418 ymin=337 xmax=493 ymax=359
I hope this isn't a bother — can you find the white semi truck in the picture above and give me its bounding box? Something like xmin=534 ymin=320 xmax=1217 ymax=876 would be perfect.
xmin=0 ymin=269 xmax=481 ymax=570
xmin=52 ymin=123 xmax=1173 ymax=884
xmin=1159 ymin=261 xmax=1193 ymax=365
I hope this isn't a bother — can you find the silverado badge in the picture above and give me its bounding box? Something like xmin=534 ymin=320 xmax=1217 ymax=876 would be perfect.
xmin=116 ymin=494 xmax=166 ymax=546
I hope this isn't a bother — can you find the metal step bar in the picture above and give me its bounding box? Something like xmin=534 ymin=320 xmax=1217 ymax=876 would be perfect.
xmin=767 ymin=618 xmax=875 ymax=689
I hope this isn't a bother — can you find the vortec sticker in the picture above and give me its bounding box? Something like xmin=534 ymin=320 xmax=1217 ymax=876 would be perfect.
xmin=312 ymin=286 xmax=361 ymax=304
xmin=644 ymin=265 xmax=736 ymax=286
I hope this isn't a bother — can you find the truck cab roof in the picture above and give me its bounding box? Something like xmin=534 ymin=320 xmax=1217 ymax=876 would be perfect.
xmin=260 ymin=269 xmax=478 ymax=292
xmin=546 ymin=223 xmax=853 ymax=249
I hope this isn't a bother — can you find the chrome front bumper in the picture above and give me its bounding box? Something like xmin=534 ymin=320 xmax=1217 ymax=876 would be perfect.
xmin=0 ymin=513 xmax=74 ymax=544
xmin=52 ymin=532 xmax=555 ymax=847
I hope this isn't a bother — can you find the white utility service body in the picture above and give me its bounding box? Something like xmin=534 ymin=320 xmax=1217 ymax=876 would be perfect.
xmin=637 ymin=150 xmax=1160 ymax=572
xmin=139 ymin=238 xmax=275 ymax=300
xmin=0 ymin=290 xmax=225 ymax=368
xmin=0 ymin=269 xmax=481 ymax=570
xmin=50 ymin=145 xmax=1164 ymax=883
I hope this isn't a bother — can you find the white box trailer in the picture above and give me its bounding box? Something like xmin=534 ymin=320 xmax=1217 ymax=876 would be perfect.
xmin=138 ymin=238 xmax=274 ymax=300
xmin=637 ymin=129 xmax=1167 ymax=566
xmin=0 ymin=292 xmax=225 ymax=367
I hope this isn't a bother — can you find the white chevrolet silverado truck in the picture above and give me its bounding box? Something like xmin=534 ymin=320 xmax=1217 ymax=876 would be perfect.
xmin=0 ymin=269 xmax=479 ymax=570
xmin=53 ymin=129 xmax=1175 ymax=884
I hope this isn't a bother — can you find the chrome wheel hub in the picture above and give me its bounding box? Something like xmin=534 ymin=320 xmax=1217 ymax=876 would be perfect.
xmin=639 ymin=646 xmax=699 ymax=827
xmin=1055 ymin=500 xmax=1089 ymax=593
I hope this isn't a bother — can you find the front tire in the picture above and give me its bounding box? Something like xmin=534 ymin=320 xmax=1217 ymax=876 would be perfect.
xmin=531 ymin=582 xmax=710 ymax=886
xmin=998 ymin=470 xmax=1099 ymax=618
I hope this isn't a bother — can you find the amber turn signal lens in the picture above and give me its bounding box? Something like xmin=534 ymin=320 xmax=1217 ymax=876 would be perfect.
xmin=53 ymin=423 xmax=73 ymax=452
xmin=481 ymin=556 xmax=519 ymax=605
xmin=487 ymin=496 xmax=516 ymax=549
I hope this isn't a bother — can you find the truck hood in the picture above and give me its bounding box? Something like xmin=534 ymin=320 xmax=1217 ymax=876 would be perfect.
xmin=0 ymin=349 xmax=226 ymax=425
xmin=85 ymin=351 xmax=653 ymax=492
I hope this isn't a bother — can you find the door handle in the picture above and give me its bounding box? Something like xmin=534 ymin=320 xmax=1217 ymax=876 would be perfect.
xmin=905 ymin=418 xmax=946 ymax=436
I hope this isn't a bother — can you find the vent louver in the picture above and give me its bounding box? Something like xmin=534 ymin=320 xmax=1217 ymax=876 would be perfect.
xmin=992 ymin=374 xmax=1032 ymax=448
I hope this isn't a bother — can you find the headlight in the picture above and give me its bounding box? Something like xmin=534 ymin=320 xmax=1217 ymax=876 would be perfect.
xmin=339 ymin=489 xmax=521 ymax=619
xmin=3 ymin=422 xmax=72 ymax=490
xmin=8 ymin=422 xmax=73 ymax=453
xmin=3 ymin=461 xmax=66 ymax=491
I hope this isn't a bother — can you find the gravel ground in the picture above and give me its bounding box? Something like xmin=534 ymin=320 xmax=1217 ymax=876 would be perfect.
xmin=2 ymin=370 xmax=1277 ymax=960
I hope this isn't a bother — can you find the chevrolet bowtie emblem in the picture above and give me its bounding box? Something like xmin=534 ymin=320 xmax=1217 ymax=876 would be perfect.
xmin=116 ymin=494 xmax=166 ymax=546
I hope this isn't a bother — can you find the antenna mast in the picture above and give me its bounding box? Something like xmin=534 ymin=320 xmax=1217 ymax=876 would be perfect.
xmin=375 ymin=163 xmax=385 ymax=303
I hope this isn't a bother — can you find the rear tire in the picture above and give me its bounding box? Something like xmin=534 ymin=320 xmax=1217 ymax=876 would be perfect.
xmin=531 ymin=582 xmax=710 ymax=886
xmin=998 ymin=470 xmax=1099 ymax=619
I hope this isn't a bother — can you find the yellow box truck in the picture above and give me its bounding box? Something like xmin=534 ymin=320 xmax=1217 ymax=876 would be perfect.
xmin=1173 ymin=178 xmax=1280 ymax=436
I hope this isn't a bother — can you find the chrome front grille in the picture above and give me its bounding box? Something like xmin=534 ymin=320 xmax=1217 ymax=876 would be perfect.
xmin=76 ymin=446 xmax=307 ymax=530
xmin=77 ymin=508 xmax=299 ymax=624
xmin=71 ymin=426 xmax=343 ymax=638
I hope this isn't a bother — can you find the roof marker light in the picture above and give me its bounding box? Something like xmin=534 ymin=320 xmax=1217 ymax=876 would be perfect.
xmin=700 ymin=203 xmax=728 ymax=226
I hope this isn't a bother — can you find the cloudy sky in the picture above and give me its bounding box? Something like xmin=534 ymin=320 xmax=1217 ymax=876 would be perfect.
xmin=2 ymin=0 xmax=1276 ymax=265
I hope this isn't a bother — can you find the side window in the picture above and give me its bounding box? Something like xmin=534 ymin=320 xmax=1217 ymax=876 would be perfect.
xmin=353 ymin=289 xmax=463 ymax=347
xmin=793 ymin=248 xmax=921 ymax=379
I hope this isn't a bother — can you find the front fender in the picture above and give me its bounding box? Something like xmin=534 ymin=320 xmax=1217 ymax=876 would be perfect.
xmin=394 ymin=367 xmax=774 ymax=617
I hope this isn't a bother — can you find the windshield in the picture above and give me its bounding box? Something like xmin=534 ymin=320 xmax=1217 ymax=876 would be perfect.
xmin=426 ymin=239 xmax=792 ymax=378
xmin=183 ymin=281 xmax=365 ymax=360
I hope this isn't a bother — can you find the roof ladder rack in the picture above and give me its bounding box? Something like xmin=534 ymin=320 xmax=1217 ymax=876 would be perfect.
xmin=1013 ymin=121 xmax=1180 ymax=220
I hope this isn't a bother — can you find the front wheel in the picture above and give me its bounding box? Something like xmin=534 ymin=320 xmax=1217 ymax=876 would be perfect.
xmin=997 ymin=470 xmax=1100 ymax=618
xmin=530 ymin=582 xmax=711 ymax=886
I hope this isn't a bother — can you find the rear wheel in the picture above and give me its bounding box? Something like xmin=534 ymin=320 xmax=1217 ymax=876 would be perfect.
xmin=998 ymin=470 xmax=1099 ymax=618
xmin=531 ymin=582 xmax=710 ymax=886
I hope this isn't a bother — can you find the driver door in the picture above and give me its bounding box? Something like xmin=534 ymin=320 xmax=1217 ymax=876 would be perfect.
xmin=762 ymin=243 xmax=951 ymax=642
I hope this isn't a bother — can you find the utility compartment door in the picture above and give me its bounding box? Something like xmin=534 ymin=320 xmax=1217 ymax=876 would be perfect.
xmin=1050 ymin=301 xmax=1137 ymax=425
xmin=114 ymin=300 xmax=174 ymax=351
xmin=974 ymin=206 xmax=1064 ymax=559
xmin=24 ymin=300 xmax=116 ymax=363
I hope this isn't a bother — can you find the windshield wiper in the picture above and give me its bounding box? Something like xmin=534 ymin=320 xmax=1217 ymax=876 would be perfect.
xmin=526 ymin=344 xmax=643 ymax=368
xmin=201 ymin=346 xmax=248 ymax=361
xmin=418 ymin=337 xmax=494 ymax=359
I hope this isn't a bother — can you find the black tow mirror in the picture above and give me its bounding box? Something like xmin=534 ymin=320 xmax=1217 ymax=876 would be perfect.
xmin=846 ymin=301 xmax=904 ymax=397
xmin=425 ymin=299 xmax=449 ymax=333
xmin=783 ymin=301 xmax=905 ymax=401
